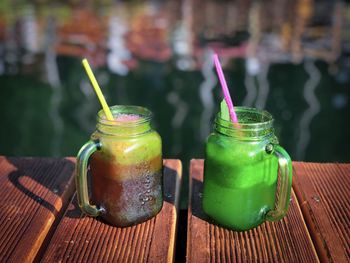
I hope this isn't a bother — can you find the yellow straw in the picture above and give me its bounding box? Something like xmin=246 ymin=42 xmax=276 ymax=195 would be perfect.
xmin=82 ymin=58 xmax=114 ymax=120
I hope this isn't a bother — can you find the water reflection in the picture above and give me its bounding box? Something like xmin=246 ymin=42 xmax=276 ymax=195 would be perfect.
xmin=199 ymin=48 xmax=216 ymax=141
xmin=45 ymin=16 xmax=63 ymax=156
xmin=0 ymin=0 xmax=349 ymax=167
xmin=296 ymin=60 xmax=321 ymax=160
xmin=107 ymin=9 xmax=132 ymax=76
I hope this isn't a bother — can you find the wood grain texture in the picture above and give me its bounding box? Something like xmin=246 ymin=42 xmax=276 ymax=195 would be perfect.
xmin=41 ymin=159 xmax=182 ymax=263
xmin=293 ymin=162 xmax=350 ymax=263
xmin=0 ymin=156 xmax=76 ymax=263
xmin=187 ymin=159 xmax=319 ymax=263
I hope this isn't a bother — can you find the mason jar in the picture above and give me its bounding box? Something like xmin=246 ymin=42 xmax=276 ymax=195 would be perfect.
xmin=203 ymin=107 xmax=292 ymax=231
xmin=76 ymin=105 xmax=163 ymax=227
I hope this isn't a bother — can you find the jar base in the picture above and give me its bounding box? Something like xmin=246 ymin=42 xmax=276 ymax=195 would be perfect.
xmin=99 ymin=201 xmax=163 ymax=227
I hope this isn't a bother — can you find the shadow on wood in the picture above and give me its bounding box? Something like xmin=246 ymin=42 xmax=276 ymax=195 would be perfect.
xmin=0 ymin=157 xmax=76 ymax=263
xmin=7 ymin=157 xmax=75 ymax=215
xmin=41 ymin=159 xmax=182 ymax=263
xmin=191 ymin=178 xmax=209 ymax=221
xmin=187 ymin=159 xmax=319 ymax=263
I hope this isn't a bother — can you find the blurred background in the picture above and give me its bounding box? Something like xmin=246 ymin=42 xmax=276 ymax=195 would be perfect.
xmin=0 ymin=0 xmax=350 ymax=208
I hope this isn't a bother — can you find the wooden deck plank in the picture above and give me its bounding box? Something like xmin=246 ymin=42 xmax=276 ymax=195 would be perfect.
xmin=187 ymin=159 xmax=319 ymax=263
xmin=0 ymin=156 xmax=76 ymax=263
xmin=293 ymin=162 xmax=350 ymax=263
xmin=41 ymin=159 xmax=182 ymax=263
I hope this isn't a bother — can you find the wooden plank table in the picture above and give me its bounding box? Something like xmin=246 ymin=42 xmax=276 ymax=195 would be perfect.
xmin=41 ymin=159 xmax=182 ymax=263
xmin=1 ymin=157 xmax=348 ymax=262
xmin=187 ymin=159 xmax=319 ymax=263
xmin=0 ymin=157 xmax=181 ymax=263
xmin=0 ymin=157 xmax=76 ymax=263
xmin=293 ymin=162 xmax=350 ymax=263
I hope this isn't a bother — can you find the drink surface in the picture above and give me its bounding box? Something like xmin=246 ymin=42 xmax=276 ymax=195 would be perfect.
xmin=113 ymin=113 xmax=141 ymax=122
xmin=90 ymin=112 xmax=163 ymax=227
xmin=203 ymin=132 xmax=278 ymax=231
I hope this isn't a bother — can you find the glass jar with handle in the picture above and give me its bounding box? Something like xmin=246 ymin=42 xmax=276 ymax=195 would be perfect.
xmin=76 ymin=105 xmax=163 ymax=227
xmin=203 ymin=107 xmax=292 ymax=231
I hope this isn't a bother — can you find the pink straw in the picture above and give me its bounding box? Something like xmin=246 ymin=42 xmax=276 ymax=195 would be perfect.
xmin=213 ymin=54 xmax=238 ymax=123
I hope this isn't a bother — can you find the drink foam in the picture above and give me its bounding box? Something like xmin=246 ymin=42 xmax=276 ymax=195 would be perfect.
xmin=114 ymin=114 xmax=141 ymax=122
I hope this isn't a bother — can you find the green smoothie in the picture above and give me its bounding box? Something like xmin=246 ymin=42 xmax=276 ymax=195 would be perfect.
xmin=202 ymin=106 xmax=292 ymax=231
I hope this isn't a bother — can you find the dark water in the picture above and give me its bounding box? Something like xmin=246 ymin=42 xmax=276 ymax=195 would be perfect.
xmin=1 ymin=1 xmax=350 ymax=207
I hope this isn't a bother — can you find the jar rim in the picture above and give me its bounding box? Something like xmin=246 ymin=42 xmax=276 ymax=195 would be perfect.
xmin=216 ymin=106 xmax=273 ymax=129
xmin=97 ymin=105 xmax=152 ymax=127
xmin=214 ymin=107 xmax=274 ymax=139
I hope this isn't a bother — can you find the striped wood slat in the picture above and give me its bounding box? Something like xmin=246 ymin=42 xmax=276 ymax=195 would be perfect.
xmin=41 ymin=159 xmax=182 ymax=263
xmin=293 ymin=162 xmax=350 ymax=263
xmin=0 ymin=157 xmax=76 ymax=263
xmin=187 ymin=159 xmax=319 ymax=263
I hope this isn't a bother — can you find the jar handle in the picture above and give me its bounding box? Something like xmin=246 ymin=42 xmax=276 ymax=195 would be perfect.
xmin=265 ymin=144 xmax=293 ymax=221
xmin=76 ymin=140 xmax=104 ymax=216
